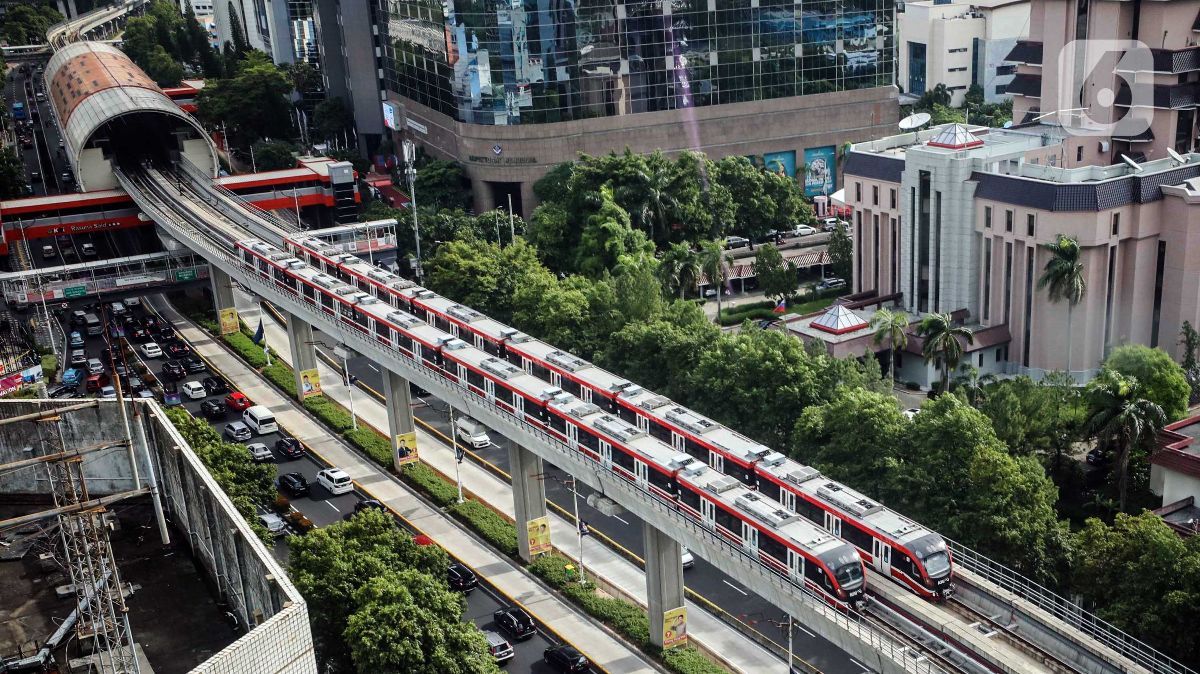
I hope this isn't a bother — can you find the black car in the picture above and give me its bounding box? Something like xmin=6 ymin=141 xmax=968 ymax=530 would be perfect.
xmin=277 ymin=472 xmax=309 ymax=497
xmin=543 ymin=645 xmax=589 ymax=672
xmin=199 ymin=399 xmax=226 ymax=419
xmin=130 ymin=328 xmax=151 ymax=344
xmin=493 ymin=606 xmax=536 ymax=641
xmin=113 ymin=363 xmax=128 ymax=378
xmin=126 ymin=376 xmax=146 ymax=392
xmin=143 ymin=315 xmax=160 ymax=330
xmin=161 ymin=360 xmax=186 ymax=380
xmin=344 ymin=499 xmax=388 ymax=521
xmin=201 ymin=376 xmax=228 ymax=395
xmin=275 ymin=436 xmax=304 ymax=459
xmin=448 ymin=562 xmax=478 ymax=593
xmin=183 ymin=356 xmax=207 ymax=373
xmin=48 ymin=385 xmax=75 ymax=398
xmin=165 ymin=341 xmax=191 ymax=358
xmin=157 ymin=326 xmax=176 ymax=341
xmin=1086 ymin=447 xmax=1111 ymax=466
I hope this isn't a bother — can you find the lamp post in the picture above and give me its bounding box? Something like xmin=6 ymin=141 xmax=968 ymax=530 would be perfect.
xmin=448 ymin=403 xmax=463 ymax=503
xmin=568 ymin=476 xmax=587 ymax=585
xmin=402 ymin=139 xmax=423 ymax=283
xmin=305 ymin=340 xmax=357 ymax=428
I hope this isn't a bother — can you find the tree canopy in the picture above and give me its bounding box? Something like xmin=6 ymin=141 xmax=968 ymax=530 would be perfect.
xmin=1102 ymin=344 xmax=1190 ymax=421
xmin=196 ymin=51 xmax=294 ymax=145
xmin=0 ymin=148 xmax=28 ymax=200
xmin=1 ymin=3 xmax=63 ymax=45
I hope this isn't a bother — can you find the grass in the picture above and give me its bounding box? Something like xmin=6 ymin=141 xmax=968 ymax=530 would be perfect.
xmin=40 ymin=354 xmax=57 ymax=382
xmin=716 ymin=288 xmax=852 ymax=326
xmin=448 ymin=500 xmax=518 ymax=556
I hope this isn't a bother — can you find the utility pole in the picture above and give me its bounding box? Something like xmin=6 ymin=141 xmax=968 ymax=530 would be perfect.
xmin=402 ymin=139 xmax=422 ymax=283
xmin=508 ymin=193 xmax=515 ymax=243
xmin=449 ymin=404 xmax=463 ymax=503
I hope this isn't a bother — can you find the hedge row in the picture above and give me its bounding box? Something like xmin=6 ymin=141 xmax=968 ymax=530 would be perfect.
xmin=400 ymin=462 xmax=460 ymax=507
xmin=448 ymin=500 xmax=518 ymax=557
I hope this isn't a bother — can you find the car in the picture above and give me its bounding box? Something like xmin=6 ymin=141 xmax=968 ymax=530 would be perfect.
xmin=223 ymin=421 xmax=252 ymax=442
xmin=792 ymin=224 xmax=818 ymax=236
xmin=199 ymin=399 xmax=226 ymax=419
xmin=40 ymin=243 xmax=55 ymax=259
xmin=724 ymin=235 xmax=750 ymax=249
xmin=165 ymin=341 xmax=190 ymax=358
xmin=156 ymin=326 xmax=176 ymax=341
xmin=80 ymin=243 xmax=96 ymax=257
xmin=86 ymin=358 xmax=104 ymax=375
xmin=681 ymin=547 xmax=695 ymax=569
xmin=98 ymin=386 xmax=117 ymax=399
xmin=48 ymin=385 xmax=74 ymax=398
xmin=258 ymin=512 xmax=287 ymax=536
xmin=277 ymin=472 xmax=310 ymax=497
xmin=1086 ymin=447 xmax=1111 ymax=466
xmin=201 ymin=376 xmax=228 ymax=394
xmin=448 ymin=562 xmax=478 ymax=593
xmin=161 ymin=360 xmax=186 ymax=380
xmin=113 ymin=362 xmax=128 ymax=379
xmin=133 ymin=389 xmax=156 ymax=399
xmin=126 ymin=376 xmax=146 ymax=393
xmin=140 ymin=342 xmax=163 ymax=358
xmin=68 ymin=331 xmax=84 ymax=348
xmin=247 ymin=442 xmax=273 ymax=462
xmin=484 ymin=631 xmax=514 ymax=665
xmin=316 ymin=468 xmax=354 ymax=495
xmin=31 ymin=170 xmax=41 ymax=183
xmin=69 ymin=350 xmax=87 ymax=368
xmin=225 ymin=391 xmax=252 ymax=411
xmin=183 ymin=356 xmax=207 ymax=373
xmin=130 ymin=328 xmax=151 ymax=344
xmin=903 ymin=408 xmax=921 ymax=420
xmin=124 ymin=297 xmax=142 ymax=309
xmin=181 ymin=381 xmax=207 ymax=399
xmin=493 ymin=606 xmax=536 ymax=641
xmin=275 ymin=436 xmax=303 ymax=459
xmin=71 ymin=310 xmax=88 ymax=327
xmin=62 ymin=368 xmax=84 ymax=387
xmin=815 ymin=277 xmax=847 ymax=291
xmin=543 ymin=644 xmax=589 ymax=672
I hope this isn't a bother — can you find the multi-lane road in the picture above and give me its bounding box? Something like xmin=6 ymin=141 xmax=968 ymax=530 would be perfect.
xmin=4 ymin=59 xmax=72 ymax=198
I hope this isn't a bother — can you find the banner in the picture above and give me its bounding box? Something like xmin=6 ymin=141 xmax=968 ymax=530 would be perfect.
xmin=219 ymin=308 xmax=239 ymax=335
xmin=394 ymin=430 xmax=419 ymax=466
xmin=0 ymin=372 xmax=25 ymax=397
xmin=763 ymin=150 xmax=797 ymax=178
xmin=803 ymin=146 xmax=837 ymax=197
xmin=662 ymin=606 xmax=688 ymax=649
xmin=526 ymin=516 xmax=552 ymax=556
xmin=300 ymin=368 xmax=322 ymax=400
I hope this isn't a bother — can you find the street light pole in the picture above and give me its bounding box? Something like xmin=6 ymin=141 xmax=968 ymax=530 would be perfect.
xmin=570 ymin=477 xmax=586 ymax=585
xmin=449 ymin=403 xmax=463 ymax=503
xmin=342 ymin=351 xmax=357 ymax=430
xmin=402 ymin=139 xmax=423 ymax=283
xmin=787 ymin=615 xmax=794 ymax=673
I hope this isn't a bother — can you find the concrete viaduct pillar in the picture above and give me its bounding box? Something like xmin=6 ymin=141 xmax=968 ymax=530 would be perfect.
xmin=508 ymin=443 xmax=549 ymax=563
xmin=284 ymin=310 xmax=318 ymax=402
xmin=645 ymin=525 xmax=687 ymax=649
xmin=383 ymin=370 xmax=416 ymax=470
xmin=211 ymin=268 xmax=238 ymax=332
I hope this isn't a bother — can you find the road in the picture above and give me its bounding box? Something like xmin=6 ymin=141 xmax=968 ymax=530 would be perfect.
xmin=4 ymin=59 xmax=72 ymax=198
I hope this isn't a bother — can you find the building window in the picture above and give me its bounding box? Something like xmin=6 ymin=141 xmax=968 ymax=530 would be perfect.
xmin=1076 ymin=146 xmax=1084 ymax=162
xmin=996 ymin=65 xmax=1016 ymax=76
xmin=1023 ymin=246 xmax=1035 ymax=366
xmin=873 ymin=215 xmax=880 ymax=291
xmin=856 ymin=183 xmax=862 ymax=202
xmin=1004 ymin=242 xmax=1013 ymax=325
xmin=1026 ymin=214 xmax=1035 ymax=238
xmin=996 ymin=347 xmax=1002 ymax=362
xmin=1111 ymin=213 xmax=1120 ymax=236
xmin=909 ymin=42 xmax=928 ymax=95
xmin=984 ymin=206 xmax=992 ymax=228
xmin=1005 ymin=210 xmax=1013 ymax=232
xmin=948 ymin=67 xmax=968 ymax=72
xmin=872 ymin=185 xmax=879 ymax=206
xmin=983 ymin=238 xmax=992 ymax=321
xmin=994 ymin=84 xmax=1008 ymax=96
xmin=978 ymin=352 xmax=984 ymax=366
xmin=890 ymin=189 xmax=897 ymax=209
xmin=891 ymin=218 xmax=899 ymax=292
xmin=1151 ymin=241 xmax=1166 ymax=347
xmin=1176 ymin=109 xmax=1195 ymax=153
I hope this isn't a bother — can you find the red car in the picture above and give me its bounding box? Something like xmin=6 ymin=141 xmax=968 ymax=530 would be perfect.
xmin=225 ymin=392 xmax=252 ymax=411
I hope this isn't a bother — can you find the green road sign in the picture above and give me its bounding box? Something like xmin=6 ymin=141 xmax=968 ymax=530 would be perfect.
xmin=64 ymin=285 xmax=87 ymax=299
xmin=174 ymin=269 xmax=197 ymax=282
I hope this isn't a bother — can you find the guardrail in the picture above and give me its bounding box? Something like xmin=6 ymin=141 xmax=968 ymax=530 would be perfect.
xmin=1 ymin=254 xmax=211 ymax=305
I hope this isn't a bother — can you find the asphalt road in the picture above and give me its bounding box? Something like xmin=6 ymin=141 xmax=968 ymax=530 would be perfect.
xmin=5 ymin=60 xmax=71 ymax=198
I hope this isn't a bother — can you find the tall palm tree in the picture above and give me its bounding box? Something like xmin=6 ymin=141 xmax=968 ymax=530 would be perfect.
xmin=917 ymin=312 xmax=975 ymax=392
xmin=656 ymin=243 xmax=700 ymax=299
xmin=621 ymin=167 xmax=677 ymax=245
xmin=1085 ymin=372 xmax=1166 ymax=512
xmin=698 ymin=239 xmax=733 ymax=323
xmin=953 ymin=365 xmax=996 ymax=407
xmin=1038 ymin=234 xmax=1087 ymax=378
xmin=870 ymin=308 xmax=909 ymax=387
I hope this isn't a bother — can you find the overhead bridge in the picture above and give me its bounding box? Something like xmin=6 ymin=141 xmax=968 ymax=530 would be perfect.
xmin=46 ymin=0 xmax=149 ymax=50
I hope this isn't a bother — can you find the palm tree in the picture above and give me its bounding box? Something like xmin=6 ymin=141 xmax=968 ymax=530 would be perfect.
xmin=1038 ymin=234 xmax=1086 ymax=379
xmin=917 ymin=312 xmax=975 ymax=393
xmin=697 ymin=240 xmax=733 ymax=323
xmin=953 ymin=365 xmax=996 ymax=407
xmin=620 ymin=167 xmax=677 ymax=245
xmin=1085 ymin=372 xmax=1166 ymax=511
xmin=656 ymin=243 xmax=700 ymax=299
xmin=870 ymin=308 xmax=909 ymax=387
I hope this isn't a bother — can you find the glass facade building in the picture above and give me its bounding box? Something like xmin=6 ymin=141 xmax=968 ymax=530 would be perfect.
xmin=377 ymin=0 xmax=896 ymax=126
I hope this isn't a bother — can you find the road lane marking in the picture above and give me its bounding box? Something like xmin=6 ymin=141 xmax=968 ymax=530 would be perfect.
xmin=367 ymin=364 xmax=379 ymax=372
xmin=722 ymin=580 xmax=749 ymax=596
xmin=325 ymin=501 xmax=340 ymax=512
xmin=797 ymin=624 xmax=816 ymax=638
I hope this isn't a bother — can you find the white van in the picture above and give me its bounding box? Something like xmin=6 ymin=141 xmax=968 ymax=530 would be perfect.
xmin=316 ymin=468 xmax=353 ymax=495
xmin=109 ymin=301 xmax=127 ymax=316
xmin=243 ymin=405 xmax=278 ymax=434
xmin=455 ymin=418 xmax=492 ymax=449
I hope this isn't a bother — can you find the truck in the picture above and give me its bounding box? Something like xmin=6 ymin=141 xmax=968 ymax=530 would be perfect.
xmin=454 ymin=418 xmax=492 ymax=449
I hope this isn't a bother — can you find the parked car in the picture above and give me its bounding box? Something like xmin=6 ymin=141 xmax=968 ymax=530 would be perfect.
xmin=99 ymin=386 xmax=117 ymax=399
xmin=792 ymin=224 xmax=818 ymax=236
xmin=493 ymin=606 xmax=536 ymax=641
xmin=223 ymin=421 xmax=252 ymax=442
xmin=225 ymin=391 xmax=252 ymax=411
xmin=201 ymin=376 xmax=228 ymax=395
xmin=181 ymin=381 xmax=207 ymax=400
xmin=258 ymin=512 xmax=287 ymax=537
xmin=68 ymin=331 xmax=84 ymax=348
xmin=815 ymin=277 xmax=847 ymax=291
xmin=316 ymin=468 xmax=354 ymax=495
xmin=126 ymin=376 xmax=146 ymax=393
xmin=161 ymin=360 xmax=186 ymax=381
xmin=275 ymin=436 xmax=303 ymax=459
xmin=277 ymin=472 xmax=310 ymax=497
xmin=247 ymin=442 xmax=273 ymax=462
xmin=484 ymin=631 xmax=514 ymax=665
xmin=200 ymin=399 xmax=226 ymax=419
xmin=165 ymin=341 xmax=190 ymax=358
xmin=183 ymin=356 xmax=207 ymax=373
xmin=903 ymin=408 xmax=920 ymax=420
xmin=140 ymin=342 xmax=163 ymax=358
xmin=724 ymin=235 xmax=750 ymax=250
xmin=543 ymin=645 xmax=589 ymax=672
xmin=448 ymin=562 xmax=478 ymax=593
xmin=1086 ymin=447 xmax=1111 ymax=466
xmin=819 ymin=216 xmax=846 ymax=232
xmin=48 ymin=385 xmax=74 ymax=398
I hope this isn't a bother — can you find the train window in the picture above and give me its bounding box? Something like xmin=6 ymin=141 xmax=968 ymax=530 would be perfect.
xmin=896 ymin=551 xmax=917 ymax=577
xmin=647 ymin=466 xmax=673 ymax=494
xmin=397 ymin=335 xmax=414 ymax=354
xmin=648 ymin=420 xmax=671 ymax=443
xmin=678 ymin=485 xmax=701 ymax=512
xmin=759 ymin=532 xmax=787 ymax=564
xmin=354 ymin=309 xmax=369 ymax=328
xmin=302 ymin=282 xmax=315 ymax=300
xmin=421 ymin=347 xmax=439 ymax=364
xmin=374 ymin=320 xmax=389 ymax=340
xmin=611 ymin=446 xmax=635 ymax=472
xmin=796 ymin=498 xmax=824 ymax=525
xmin=466 ymin=369 xmax=485 ymax=390
xmin=842 ymin=522 xmax=873 ymax=552
xmin=548 ymin=411 xmax=567 ymax=435
xmin=683 ymin=437 xmax=708 ymax=462
xmin=578 ymin=428 xmax=599 ymax=452
xmin=505 ymin=350 xmax=522 ymax=367
xmin=616 ymin=406 xmax=637 ymax=425
xmin=728 ymin=462 xmax=755 ymax=486
xmin=804 ymin=561 xmax=826 ymax=586
xmin=494 ymin=385 xmax=513 ymax=405
xmin=758 ymin=478 xmax=781 ymax=502
xmin=434 ymin=315 xmax=450 ymax=332
xmin=714 ymin=506 xmax=740 ymax=535
xmin=530 ymin=362 xmax=550 ymax=381
xmin=562 ymin=378 xmax=582 ymax=397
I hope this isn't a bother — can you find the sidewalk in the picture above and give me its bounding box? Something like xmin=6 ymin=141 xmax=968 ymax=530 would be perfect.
xmin=152 ymin=296 xmax=660 ymax=674
xmin=234 ymin=293 xmax=787 ymax=673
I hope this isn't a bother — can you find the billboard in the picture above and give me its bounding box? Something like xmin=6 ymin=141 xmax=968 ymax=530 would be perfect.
xmin=662 ymin=606 xmax=688 ymax=649
xmin=218 ymin=308 xmax=239 ymax=335
xmin=394 ymin=430 xmax=419 ymax=467
xmin=382 ymin=101 xmax=399 ymax=130
xmin=763 ymin=150 xmax=797 ymax=178
xmin=526 ymin=516 xmax=552 ymax=556
xmin=300 ymin=368 xmax=322 ymax=400
xmin=804 ymin=146 xmax=837 ymax=197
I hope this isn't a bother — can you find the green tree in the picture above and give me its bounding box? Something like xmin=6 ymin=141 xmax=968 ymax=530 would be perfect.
xmin=573 ymin=185 xmax=653 ymax=277
xmin=286 ymin=61 xmax=321 ymax=98
xmin=697 ymin=239 xmax=733 ymax=324
xmin=1103 ymin=344 xmax=1190 ymax=421
xmin=792 ymin=388 xmax=906 ymax=496
xmin=601 ymin=303 xmax=719 ymax=398
xmin=1085 ymin=370 xmax=1167 ymax=512
xmin=620 ymin=157 xmax=678 ymax=245
xmin=196 ymin=52 xmax=293 ymax=145
xmin=713 ymin=156 xmax=775 ymax=240
xmin=1037 ymin=234 xmax=1087 ymax=377
xmin=415 ymin=159 xmax=471 ymax=211
xmin=314 ymin=96 xmax=354 ymax=142
xmin=656 ymin=242 xmax=701 ymax=299
xmin=978 ymin=376 xmax=1083 ymax=464
xmin=144 ymin=45 xmax=185 ymax=86
xmin=753 ymin=243 xmax=798 ymax=301
xmin=869 ymin=307 xmax=909 ymax=386
xmin=426 ymin=238 xmax=546 ymax=324
xmin=917 ymin=312 xmax=974 ymax=392
xmin=1180 ymin=321 xmax=1200 ymax=404
xmin=827 ymin=224 xmax=853 ymax=281
xmin=251 ymin=140 xmax=297 ymax=171
xmin=0 ymin=148 xmax=27 ymax=199
xmin=525 ymin=202 xmax=573 ymax=269
xmin=1 ymin=4 xmax=63 ymax=44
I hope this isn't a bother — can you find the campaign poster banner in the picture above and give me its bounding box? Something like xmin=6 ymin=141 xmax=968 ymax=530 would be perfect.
xmin=0 ymin=372 xmax=25 ymax=397
xmin=804 ymin=146 xmax=837 ymax=197
xmin=527 ymin=516 xmax=552 ymax=556
xmin=394 ymin=430 xmax=419 ymax=467
xmin=662 ymin=606 xmax=688 ymax=648
xmin=763 ymin=150 xmax=797 ymax=178
xmin=219 ymin=308 xmax=239 ymax=335
xmin=300 ymin=368 xmax=322 ymax=400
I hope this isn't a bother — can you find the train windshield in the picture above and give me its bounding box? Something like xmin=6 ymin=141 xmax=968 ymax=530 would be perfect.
xmin=824 ymin=548 xmax=863 ymax=589
xmin=910 ymin=534 xmax=951 ymax=577
xmin=923 ymin=551 xmax=951 ymax=577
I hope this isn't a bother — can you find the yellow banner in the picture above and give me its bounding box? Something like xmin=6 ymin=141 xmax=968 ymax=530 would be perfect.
xmin=662 ymin=606 xmax=688 ymax=649
xmin=394 ymin=430 xmax=418 ymax=466
xmin=300 ymin=368 xmax=322 ymax=400
xmin=527 ymin=516 xmax=551 ymax=556
xmin=218 ymin=308 xmax=239 ymax=335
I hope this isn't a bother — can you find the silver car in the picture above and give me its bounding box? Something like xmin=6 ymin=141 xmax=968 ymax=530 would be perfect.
xmin=257 ymin=512 xmax=287 ymax=536
xmin=484 ymin=631 xmax=514 ymax=664
xmin=224 ymin=421 xmax=252 ymax=442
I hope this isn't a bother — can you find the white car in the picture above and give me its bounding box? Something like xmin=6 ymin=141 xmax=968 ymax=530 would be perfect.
xmin=681 ymin=547 xmax=695 ymax=569
xmin=793 ymin=225 xmax=818 ymax=236
xmin=247 ymin=442 xmax=273 ymax=462
xmin=99 ymin=386 xmax=117 ymax=399
xmin=316 ymin=467 xmax=354 ymax=495
xmin=181 ymin=381 xmax=207 ymax=399
xmin=257 ymin=512 xmax=287 ymax=536
xmin=903 ymin=408 xmax=921 ymax=420
xmin=141 ymin=342 xmax=163 ymax=358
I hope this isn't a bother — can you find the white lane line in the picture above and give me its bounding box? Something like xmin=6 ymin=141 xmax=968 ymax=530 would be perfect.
xmin=850 ymin=659 xmax=868 ymax=671
xmin=722 ymin=580 xmax=749 ymax=596
xmin=367 ymin=364 xmax=379 ymax=372
xmin=796 ymin=623 xmax=816 ymax=638
xmin=325 ymin=501 xmax=340 ymax=513
xmin=612 ymin=514 xmax=631 ymax=525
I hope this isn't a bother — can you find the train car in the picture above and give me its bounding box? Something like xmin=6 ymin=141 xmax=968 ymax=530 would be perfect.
xmin=438 ymin=341 xmax=564 ymax=426
xmin=755 ymin=459 xmax=953 ymax=599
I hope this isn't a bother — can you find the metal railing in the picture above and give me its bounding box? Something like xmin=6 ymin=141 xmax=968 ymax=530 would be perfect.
xmin=1 ymin=254 xmax=211 ymax=304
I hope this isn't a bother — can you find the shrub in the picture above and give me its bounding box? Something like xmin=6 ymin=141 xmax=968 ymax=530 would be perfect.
xmin=304 ymin=395 xmax=354 ymax=433
xmin=262 ymin=361 xmax=297 ymax=397
xmin=222 ymin=331 xmax=269 ymax=368
xmin=662 ymin=646 xmax=728 ymax=674
xmin=449 ymin=500 xmax=518 ymax=556
xmin=400 ymin=462 xmax=460 ymax=507
xmin=345 ymin=426 xmax=392 ymax=466
xmin=41 ymin=354 xmax=57 ymax=382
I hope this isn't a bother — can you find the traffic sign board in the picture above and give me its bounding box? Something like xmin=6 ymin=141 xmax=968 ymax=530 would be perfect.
xmin=174 ymin=269 xmax=197 ymax=282
xmin=64 ymin=285 xmax=87 ymax=299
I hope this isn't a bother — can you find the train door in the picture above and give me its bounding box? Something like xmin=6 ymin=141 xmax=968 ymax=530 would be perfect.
xmin=484 ymin=379 xmax=495 ymax=403
xmin=787 ymin=549 xmax=803 ymax=582
xmin=779 ymin=489 xmax=796 ymax=514
xmin=456 ymin=364 xmax=467 ymax=384
xmin=512 ymin=395 xmax=524 ymax=420
xmin=872 ymin=539 xmax=891 ymax=574
xmin=522 ymin=358 xmax=533 ymax=376
xmin=709 ymin=452 xmax=724 ymax=473
xmin=634 ymin=414 xmax=649 ymax=433
xmin=671 ymin=432 xmax=686 ymax=454
xmin=742 ymin=522 xmax=759 ymax=555
xmin=824 ymin=511 xmax=841 ymax=537
xmin=634 ymin=459 xmax=649 ymax=488
xmin=598 ymin=439 xmax=612 ymax=469
xmin=565 ymin=423 xmax=578 ymax=449
xmin=580 ymin=387 xmax=592 ymax=403
xmin=700 ymin=498 xmax=716 ymax=529
xmin=449 ymin=322 xmax=460 ymax=337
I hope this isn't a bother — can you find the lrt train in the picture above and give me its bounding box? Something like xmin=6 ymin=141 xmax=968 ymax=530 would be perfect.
xmin=259 ymin=235 xmax=952 ymax=600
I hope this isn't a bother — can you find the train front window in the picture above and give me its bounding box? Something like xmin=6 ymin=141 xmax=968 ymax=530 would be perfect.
xmin=835 ymin=561 xmax=863 ymax=589
xmin=922 ymin=551 xmax=951 ymax=577
xmin=910 ymin=534 xmax=951 ymax=577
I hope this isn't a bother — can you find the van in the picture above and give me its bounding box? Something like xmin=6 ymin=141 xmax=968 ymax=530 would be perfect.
xmin=109 ymin=302 xmax=126 ymax=317
xmin=243 ymin=405 xmax=278 ymax=434
xmin=84 ymin=313 xmax=102 ymax=336
xmin=454 ymin=418 xmax=492 ymax=449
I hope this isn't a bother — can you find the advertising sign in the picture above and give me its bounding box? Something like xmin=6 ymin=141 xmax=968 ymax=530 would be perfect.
xmin=804 ymin=146 xmax=837 ymax=197
xmin=0 ymin=372 xmax=25 ymax=397
xmin=526 ymin=516 xmax=552 ymax=556
xmin=394 ymin=430 xmax=419 ymax=467
xmin=662 ymin=606 xmax=688 ymax=649
xmin=300 ymin=368 xmax=322 ymax=400
xmin=382 ymin=101 xmax=399 ymax=130
xmin=218 ymin=308 xmax=239 ymax=336
xmin=763 ymin=150 xmax=797 ymax=178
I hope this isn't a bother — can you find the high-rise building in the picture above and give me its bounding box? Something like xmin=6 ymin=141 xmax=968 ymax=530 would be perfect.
xmin=324 ymin=0 xmax=902 ymax=215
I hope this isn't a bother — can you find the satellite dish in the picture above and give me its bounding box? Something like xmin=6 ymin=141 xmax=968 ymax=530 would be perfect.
xmin=899 ymin=112 xmax=932 ymax=131
xmin=1120 ymin=154 xmax=1143 ymax=172
xmin=1168 ymin=148 xmax=1189 ymax=164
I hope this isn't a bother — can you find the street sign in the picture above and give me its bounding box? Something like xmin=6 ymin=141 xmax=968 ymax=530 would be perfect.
xmin=64 ymin=285 xmax=87 ymax=299
xmin=174 ymin=269 xmax=197 ymax=282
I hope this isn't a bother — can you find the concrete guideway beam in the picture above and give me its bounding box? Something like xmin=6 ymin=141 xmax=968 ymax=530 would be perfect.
xmin=383 ymin=370 xmax=416 ymax=471
xmin=285 ymin=311 xmax=319 ymax=403
xmin=508 ymin=443 xmax=549 ymax=563
xmin=645 ymin=526 xmax=686 ymax=649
